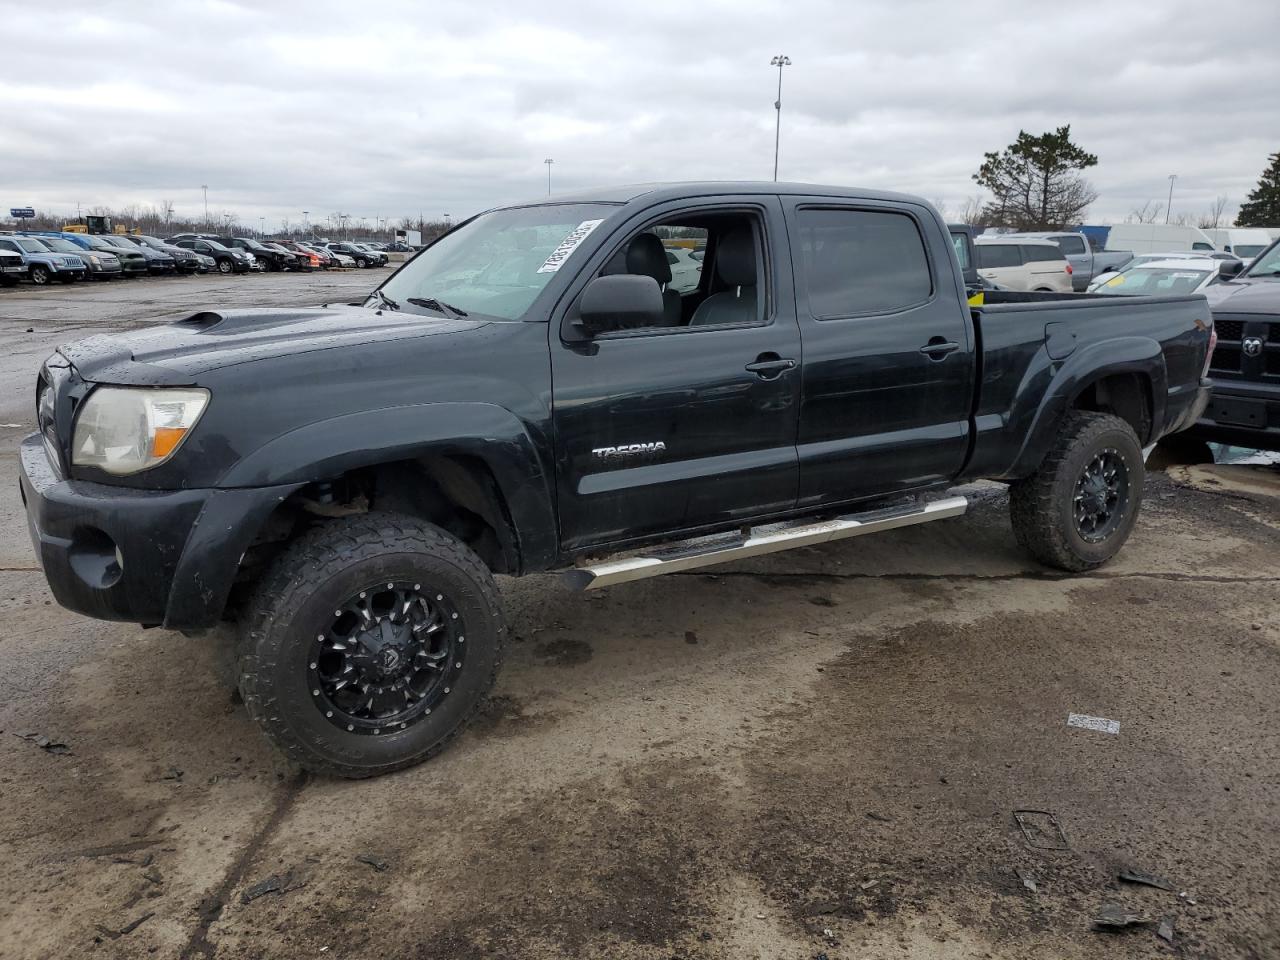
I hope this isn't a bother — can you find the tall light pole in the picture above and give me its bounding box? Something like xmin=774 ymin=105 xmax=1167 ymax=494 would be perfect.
xmin=201 ymin=185 xmax=208 ymax=224
xmin=544 ymin=158 xmax=554 ymax=195
xmin=303 ymin=210 xmax=309 ymax=232
xmin=770 ymin=55 xmax=791 ymax=182
xmin=259 ymin=216 xmax=265 ymax=237
xmin=1165 ymin=174 xmax=1177 ymax=224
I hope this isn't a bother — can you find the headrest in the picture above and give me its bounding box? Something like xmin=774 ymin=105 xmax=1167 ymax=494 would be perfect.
xmin=715 ymin=229 xmax=756 ymax=287
xmin=623 ymin=232 xmax=672 ymax=285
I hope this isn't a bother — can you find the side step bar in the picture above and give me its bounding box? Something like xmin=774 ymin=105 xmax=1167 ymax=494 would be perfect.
xmin=566 ymin=496 xmax=968 ymax=590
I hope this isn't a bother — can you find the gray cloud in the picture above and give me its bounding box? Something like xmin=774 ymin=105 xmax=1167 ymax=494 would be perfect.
xmin=4 ymin=0 xmax=1277 ymax=229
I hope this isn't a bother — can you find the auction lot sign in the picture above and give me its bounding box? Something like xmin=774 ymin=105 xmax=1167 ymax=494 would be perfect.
xmin=9 ymin=208 xmax=35 ymax=218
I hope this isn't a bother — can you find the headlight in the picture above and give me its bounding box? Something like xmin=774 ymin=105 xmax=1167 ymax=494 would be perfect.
xmin=72 ymin=386 xmax=210 ymax=475
xmin=89 ymin=255 xmax=101 ymax=266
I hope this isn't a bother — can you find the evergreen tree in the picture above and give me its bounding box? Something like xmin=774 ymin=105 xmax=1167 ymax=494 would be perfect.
xmin=973 ymin=126 xmax=1098 ymax=230
xmin=1236 ymin=152 xmax=1280 ymax=227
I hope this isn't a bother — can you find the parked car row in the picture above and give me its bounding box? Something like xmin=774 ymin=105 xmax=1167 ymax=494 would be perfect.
xmin=0 ymin=230 xmax=391 ymax=286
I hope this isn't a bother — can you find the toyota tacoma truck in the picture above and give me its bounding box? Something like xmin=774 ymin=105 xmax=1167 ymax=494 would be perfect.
xmin=19 ymin=182 xmax=1214 ymax=778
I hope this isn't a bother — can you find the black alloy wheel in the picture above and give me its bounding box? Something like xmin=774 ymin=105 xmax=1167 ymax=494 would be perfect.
xmin=1073 ymin=448 xmax=1129 ymax=543
xmin=311 ymin=581 xmax=464 ymax=736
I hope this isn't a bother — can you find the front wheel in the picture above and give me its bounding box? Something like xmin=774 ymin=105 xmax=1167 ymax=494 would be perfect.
xmin=237 ymin=513 xmax=505 ymax=779
xmin=1009 ymin=411 xmax=1144 ymax=572
xmin=217 ymin=259 xmax=233 ymax=275
xmin=30 ymin=265 xmax=50 ymax=285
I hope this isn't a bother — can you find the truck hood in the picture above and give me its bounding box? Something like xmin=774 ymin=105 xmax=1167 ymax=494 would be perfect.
xmin=1205 ymin=277 xmax=1280 ymax=314
xmin=59 ymin=305 xmax=488 ymax=384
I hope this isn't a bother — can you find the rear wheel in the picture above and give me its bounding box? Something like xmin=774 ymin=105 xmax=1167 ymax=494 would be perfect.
xmin=1009 ymin=411 xmax=1144 ymax=571
xmin=237 ymin=513 xmax=505 ymax=779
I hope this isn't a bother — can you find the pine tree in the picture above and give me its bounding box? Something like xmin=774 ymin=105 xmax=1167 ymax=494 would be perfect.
xmin=973 ymin=126 xmax=1098 ymax=230
xmin=1236 ymin=152 xmax=1280 ymax=227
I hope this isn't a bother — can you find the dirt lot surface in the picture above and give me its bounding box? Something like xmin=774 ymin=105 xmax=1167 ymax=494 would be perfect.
xmin=1 ymin=276 xmax=1278 ymax=959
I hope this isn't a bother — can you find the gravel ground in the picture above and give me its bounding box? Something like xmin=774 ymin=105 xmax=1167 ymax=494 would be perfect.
xmin=1 ymin=276 xmax=1277 ymax=959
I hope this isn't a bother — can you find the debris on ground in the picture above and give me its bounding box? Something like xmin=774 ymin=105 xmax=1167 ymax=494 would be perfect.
xmin=1066 ymin=713 xmax=1121 ymax=735
xmin=859 ymin=879 xmax=879 ymax=890
xmin=240 ymin=871 xmax=302 ymax=904
xmin=809 ymin=596 xmax=836 ymax=607
xmin=162 ymin=766 xmax=184 ymax=781
xmin=142 ymin=867 xmax=163 ymax=886
xmin=93 ymin=911 xmax=154 ymax=940
xmin=1157 ymin=916 xmax=1176 ymax=944
xmin=1092 ymin=903 xmax=1152 ymax=931
xmin=355 ymin=854 xmax=390 ymax=873
xmin=1017 ymin=869 xmax=1038 ymax=894
xmin=1013 ymin=810 xmax=1069 ymax=851
xmin=865 ymin=811 xmax=892 ymax=823
xmin=11 ymin=731 xmax=70 ymax=755
xmin=1118 ymin=867 xmax=1174 ymax=892
xmin=684 ymin=630 xmax=699 ymax=645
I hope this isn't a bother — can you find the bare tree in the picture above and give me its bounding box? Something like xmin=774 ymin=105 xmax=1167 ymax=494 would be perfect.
xmin=1126 ymin=200 xmax=1164 ymax=224
xmin=1197 ymin=195 xmax=1230 ymax=229
xmin=956 ymin=194 xmax=985 ymax=225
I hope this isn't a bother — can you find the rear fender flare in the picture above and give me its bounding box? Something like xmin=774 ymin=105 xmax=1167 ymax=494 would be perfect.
xmin=216 ymin=402 xmax=558 ymax=570
xmin=1008 ymin=336 xmax=1166 ymax=478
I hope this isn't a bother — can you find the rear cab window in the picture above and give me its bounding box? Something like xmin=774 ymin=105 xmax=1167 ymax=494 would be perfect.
xmin=795 ymin=208 xmax=933 ymax=318
xmin=1054 ymin=235 xmax=1086 ymax=255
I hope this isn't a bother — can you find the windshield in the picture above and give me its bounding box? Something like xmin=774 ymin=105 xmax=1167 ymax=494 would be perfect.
xmin=35 ymin=237 xmax=80 ymax=253
xmin=1234 ymin=244 xmax=1267 ymax=259
xmin=949 ymin=232 xmax=971 ymax=269
xmin=85 ymin=236 xmax=119 ymax=251
xmin=239 ymin=238 xmax=268 ymax=250
xmin=1094 ymin=266 xmax=1212 ymax=296
xmin=1242 ymin=241 xmax=1280 ymax=277
xmin=15 ymin=238 xmax=49 ymax=253
xmin=379 ymin=203 xmax=615 ymax=320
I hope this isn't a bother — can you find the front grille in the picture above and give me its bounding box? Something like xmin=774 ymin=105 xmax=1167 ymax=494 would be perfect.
xmin=1210 ymin=347 xmax=1242 ymax=374
xmin=1215 ymin=319 xmax=1243 ymax=341
xmin=1268 ymin=353 xmax=1280 ymax=376
xmin=1268 ymin=323 xmax=1280 ymax=344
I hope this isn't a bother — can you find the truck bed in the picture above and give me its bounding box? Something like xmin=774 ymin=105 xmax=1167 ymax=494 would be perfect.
xmin=962 ymin=291 xmax=1212 ymax=481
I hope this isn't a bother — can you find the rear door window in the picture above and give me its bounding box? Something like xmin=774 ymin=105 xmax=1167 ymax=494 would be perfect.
xmin=1021 ymin=245 xmax=1066 ymax=263
xmin=976 ymin=244 xmax=1022 ymax=268
xmin=796 ymin=208 xmax=933 ymax=318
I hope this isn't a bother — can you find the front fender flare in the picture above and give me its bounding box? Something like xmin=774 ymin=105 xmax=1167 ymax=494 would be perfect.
xmin=216 ymin=402 xmax=558 ymax=571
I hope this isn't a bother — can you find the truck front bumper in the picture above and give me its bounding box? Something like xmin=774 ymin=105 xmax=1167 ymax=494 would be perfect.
xmin=18 ymin=434 xmax=301 ymax=631
xmin=1188 ymin=380 xmax=1280 ymax=451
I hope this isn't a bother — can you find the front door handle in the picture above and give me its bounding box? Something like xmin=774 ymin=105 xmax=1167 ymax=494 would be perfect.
xmin=919 ymin=339 xmax=960 ymax=360
xmin=745 ymin=354 xmax=797 ymax=379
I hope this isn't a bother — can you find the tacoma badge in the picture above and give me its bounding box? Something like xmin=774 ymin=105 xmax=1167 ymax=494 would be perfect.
xmin=591 ymin=441 xmax=667 ymax=460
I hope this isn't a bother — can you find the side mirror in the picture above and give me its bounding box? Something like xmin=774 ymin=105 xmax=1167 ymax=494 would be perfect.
xmin=1218 ymin=259 xmax=1244 ymax=278
xmin=577 ymin=274 xmax=665 ymax=335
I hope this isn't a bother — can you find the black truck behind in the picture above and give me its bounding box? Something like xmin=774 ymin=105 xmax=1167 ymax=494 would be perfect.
xmin=20 ymin=182 xmax=1213 ymax=777
xmin=1193 ymin=238 xmax=1280 ymax=449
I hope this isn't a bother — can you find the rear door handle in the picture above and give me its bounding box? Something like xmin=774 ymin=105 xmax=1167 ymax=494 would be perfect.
xmin=920 ymin=339 xmax=960 ymax=360
xmin=745 ymin=355 xmax=797 ymax=378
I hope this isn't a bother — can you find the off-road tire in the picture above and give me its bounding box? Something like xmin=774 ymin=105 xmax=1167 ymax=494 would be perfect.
xmin=238 ymin=512 xmax=505 ymax=779
xmin=1009 ymin=411 xmax=1144 ymax=572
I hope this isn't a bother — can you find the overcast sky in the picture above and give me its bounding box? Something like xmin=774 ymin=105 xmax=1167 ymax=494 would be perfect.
xmin=3 ymin=0 xmax=1277 ymax=230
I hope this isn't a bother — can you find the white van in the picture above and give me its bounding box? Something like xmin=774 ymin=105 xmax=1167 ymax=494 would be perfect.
xmin=1203 ymin=228 xmax=1272 ymax=260
xmin=1097 ymin=223 xmax=1216 ymax=255
xmin=974 ymin=237 xmax=1074 ymax=292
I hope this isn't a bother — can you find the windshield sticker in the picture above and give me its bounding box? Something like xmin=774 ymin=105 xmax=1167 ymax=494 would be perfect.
xmin=1171 ymin=273 xmax=1202 ymax=280
xmin=537 ymin=219 xmax=604 ymax=274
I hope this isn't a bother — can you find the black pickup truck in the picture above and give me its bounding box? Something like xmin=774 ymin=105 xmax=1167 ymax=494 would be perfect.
xmin=19 ymin=182 xmax=1213 ymax=778
xmin=1192 ymin=238 xmax=1280 ymax=449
